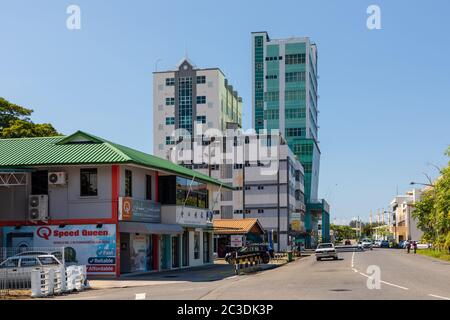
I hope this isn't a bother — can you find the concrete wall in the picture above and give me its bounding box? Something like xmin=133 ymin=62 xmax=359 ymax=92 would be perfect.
xmin=0 ymin=165 xmax=113 ymax=221
xmin=0 ymin=164 xmax=159 ymax=223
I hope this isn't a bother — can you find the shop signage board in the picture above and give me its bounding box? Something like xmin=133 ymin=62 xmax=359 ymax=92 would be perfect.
xmin=119 ymin=197 xmax=161 ymax=223
xmin=230 ymin=235 xmax=243 ymax=247
xmin=177 ymin=207 xmax=211 ymax=226
xmin=2 ymin=224 xmax=116 ymax=275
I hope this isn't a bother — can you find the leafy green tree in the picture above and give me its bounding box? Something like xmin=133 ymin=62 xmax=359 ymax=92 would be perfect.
xmin=0 ymin=97 xmax=59 ymax=138
xmin=0 ymin=97 xmax=32 ymax=130
xmin=412 ymin=147 xmax=450 ymax=250
xmin=331 ymin=224 xmax=356 ymax=242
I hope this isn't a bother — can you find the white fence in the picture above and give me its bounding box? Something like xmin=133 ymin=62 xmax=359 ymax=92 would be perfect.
xmin=0 ymin=247 xmax=88 ymax=298
xmin=31 ymin=265 xmax=88 ymax=298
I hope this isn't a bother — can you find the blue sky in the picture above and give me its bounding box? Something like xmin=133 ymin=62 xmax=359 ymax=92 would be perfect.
xmin=1 ymin=0 xmax=449 ymax=224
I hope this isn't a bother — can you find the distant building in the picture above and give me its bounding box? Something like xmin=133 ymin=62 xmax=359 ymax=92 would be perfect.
xmin=153 ymin=59 xmax=306 ymax=251
xmin=390 ymin=189 xmax=424 ymax=242
xmin=153 ymin=58 xmax=243 ymax=158
xmin=251 ymin=31 xmax=329 ymax=246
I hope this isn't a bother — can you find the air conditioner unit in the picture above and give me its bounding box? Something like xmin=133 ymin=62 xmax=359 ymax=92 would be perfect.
xmin=48 ymin=172 xmax=67 ymax=185
xmin=29 ymin=195 xmax=49 ymax=221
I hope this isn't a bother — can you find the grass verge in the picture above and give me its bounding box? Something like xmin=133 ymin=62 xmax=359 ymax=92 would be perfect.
xmin=417 ymin=249 xmax=450 ymax=262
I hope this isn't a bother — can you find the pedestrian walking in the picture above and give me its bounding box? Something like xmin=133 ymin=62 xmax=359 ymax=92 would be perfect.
xmin=406 ymin=241 xmax=411 ymax=254
xmin=413 ymin=241 xmax=417 ymax=254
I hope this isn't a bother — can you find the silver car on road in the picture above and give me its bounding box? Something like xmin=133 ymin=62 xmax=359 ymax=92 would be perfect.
xmin=315 ymin=243 xmax=338 ymax=261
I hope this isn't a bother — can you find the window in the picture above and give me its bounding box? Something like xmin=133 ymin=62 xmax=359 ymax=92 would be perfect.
xmin=125 ymin=169 xmax=132 ymax=197
xmin=265 ymin=74 xmax=277 ymax=80
xmin=285 ymin=53 xmax=306 ymax=65
xmin=264 ymin=91 xmax=279 ymax=102
xmin=258 ymin=209 xmax=264 ymax=214
xmin=165 ymin=136 xmax=175 ymax=145
xmin=255 ymin=37 xmax=263 ymax=47
xmin=303 ymin=163 xmax=312 ymax=173
xmin=301 ymin=143 xmax=313 ymax=155
xmin=256 ymin=81 xmax=263 ymax=89
xmin=285 ymin=90 xmax=305 ymax=101
xmin=146 ymin=175 xmax=152 ymax=200
xmin=38 ymin=256 xmax=59 ymax=266
xmin=178 ymin=77 xmax=193 ymax=134
xmin=20 ymin=258 xmax=39 ymax=267
xmin=194 ymin=232 xmax=200 ymax=259
xmin=286 ymin=128 xmax=304 ymax=137
xmin=285 ymin=71 xmax=305 ymax=83
xmin=165 ymin=117 xmax=175 ymax=125
xmin=196 ymin=76 xmax=206 ymax=84
xmin=257 ymin=186 xmax=264 ymax=190
xmin=264 ymin=109 xmax=279 ymax=120
xmin=165 ymin=78 xmax=175 ymax=86
xmin=196 ymin=96 xmax=206 ymax=104
xmin=80 ymin=168 xmax=98 ymax=196
xmin=0 ymin=258 xmax=19 ymax=268
xmin=196 ymin=115 xmax=206 ymax=124
xmin=175 ymin=177 xmax=208 ymax=209
xmin=286 ymin=108 xmax=306 ymax=119
xmin=165 ymin=97 xmax=175 ymax=105
xmin=245 ymin=186 xmax=251 ymax=190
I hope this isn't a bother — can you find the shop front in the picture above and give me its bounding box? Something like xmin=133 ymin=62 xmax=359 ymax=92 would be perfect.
xmin=159 ymin=175 xmax=215 ymax=269
xmin=118 ymin=197 xmax=183 ymax=273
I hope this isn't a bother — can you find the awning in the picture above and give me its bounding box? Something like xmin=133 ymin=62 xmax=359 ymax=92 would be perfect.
xmin=119 ymin=221 xmax=183 ymax=235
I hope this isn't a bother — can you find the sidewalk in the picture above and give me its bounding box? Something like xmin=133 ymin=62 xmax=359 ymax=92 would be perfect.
xmin=88 ymin=258 xmax=295 ymax=290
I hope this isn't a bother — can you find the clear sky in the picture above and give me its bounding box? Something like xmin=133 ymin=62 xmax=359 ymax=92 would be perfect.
xmin=1 ymin=0 xmax=449 ymax=224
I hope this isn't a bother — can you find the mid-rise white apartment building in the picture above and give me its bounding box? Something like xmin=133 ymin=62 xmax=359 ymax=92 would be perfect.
xmin=390 ymin=189 xmax=424 ymax=242
xmin=153 ymin=59 xmax=306 ymax=251
xmin=153 ymin=58 xmax=242 ymax=158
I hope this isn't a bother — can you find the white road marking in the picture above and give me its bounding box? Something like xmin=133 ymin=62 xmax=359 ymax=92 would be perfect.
xmin=358 ymin=272 xmax=369 ymax=278
xmin=135 ymin=293 xmax=146 ymax=300
xmin=380 ymin=280 xmax=409 ymax=291
xmin=352 ymin=268 xmax=358 ymax=273
xmin=358 ymin=272 xmax=409 ymax=290
xmin=428 ymin=294 xmax=450 ymax=300
xmin=351 ymin=252 xmax=355 ymax=268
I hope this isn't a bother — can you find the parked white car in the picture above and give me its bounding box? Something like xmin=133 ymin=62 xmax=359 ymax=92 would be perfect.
xmin=414 ymin=241 xmax=432 ymax=249
xmin=360 ymin=239 xmax=373 ymax=250
xmin=315 ymin=243 xmax=338 ymax=261
xmin=0 ymin=254 xmax=62 ymax=288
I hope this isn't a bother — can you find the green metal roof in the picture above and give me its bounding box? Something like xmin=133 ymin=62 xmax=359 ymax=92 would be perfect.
xmin=0 ymin=131 xmax=233 ymax=189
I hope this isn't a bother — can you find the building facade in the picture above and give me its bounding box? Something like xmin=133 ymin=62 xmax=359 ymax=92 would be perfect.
xmin=251 ymin=32 xmax=329 ymax=246
xmin=0 ymin=131 xmax=231 ymax=277
xmin=166 ymin=130 xmax=306 ymax=251
xmin=153 ymin=58 xmax=243 ymax=159
xmin=390 ymin=189 xmax=424 ymax=243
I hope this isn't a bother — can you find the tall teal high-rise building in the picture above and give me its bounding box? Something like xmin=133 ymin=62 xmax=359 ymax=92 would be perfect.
xmin=252 ymin=31 xmax=329 ymax=246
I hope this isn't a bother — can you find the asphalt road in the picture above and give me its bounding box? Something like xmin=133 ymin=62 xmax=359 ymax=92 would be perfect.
xmin=56 ymin=249 xmax=450 ymax=300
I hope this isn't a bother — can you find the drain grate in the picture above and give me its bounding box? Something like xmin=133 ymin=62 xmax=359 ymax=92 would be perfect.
xmin=329 ymin=289 xmax=352 ymax=292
